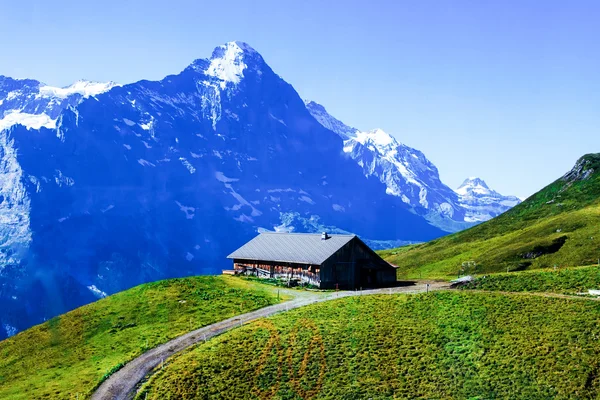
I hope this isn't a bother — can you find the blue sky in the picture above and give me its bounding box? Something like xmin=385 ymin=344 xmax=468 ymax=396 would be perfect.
xmin=1 ymin=0 xmax=599 ymax=198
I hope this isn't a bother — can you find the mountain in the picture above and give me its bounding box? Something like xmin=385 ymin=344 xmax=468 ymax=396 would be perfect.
xmin=455 ymin=177 xmax=522 ymax=222
xmin=0 ymin=41 xmax=445 ymax=338
xmin=305 ymin=101 xmax=520 ymax=232
xmin=0 ymin=76 xmax=118 ymax=129
xmin=381 ymin=153 xmax=600 ymax=279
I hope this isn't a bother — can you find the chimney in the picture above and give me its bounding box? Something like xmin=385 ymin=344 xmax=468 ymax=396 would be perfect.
xmin=321 ymin=232 xmax=329 ymax=240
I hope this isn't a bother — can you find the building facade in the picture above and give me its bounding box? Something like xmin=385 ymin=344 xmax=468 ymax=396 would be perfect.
xmin=227 ymin=232 xmax=397 ymax=289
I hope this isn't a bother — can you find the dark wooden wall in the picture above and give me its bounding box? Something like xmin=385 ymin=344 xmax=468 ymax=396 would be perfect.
xmin=319 ymin=237 xmax=396 ymax=290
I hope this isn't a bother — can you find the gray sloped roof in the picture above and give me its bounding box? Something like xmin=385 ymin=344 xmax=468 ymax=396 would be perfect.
xmin=227 ymin=232 xmax=356 ymax=265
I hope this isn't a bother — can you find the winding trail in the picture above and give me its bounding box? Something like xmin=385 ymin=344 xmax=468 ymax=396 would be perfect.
xmin=92 ymin=282 xmax=448 ymax=400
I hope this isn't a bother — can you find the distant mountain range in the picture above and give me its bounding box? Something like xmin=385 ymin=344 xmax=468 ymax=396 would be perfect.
xmin=305 ymin=101 xmax=520 ymax=231
xmin=455 ymin=177 xmax=521 ymax=223
xmin=0 ymin=41 xmax=519 ymax=337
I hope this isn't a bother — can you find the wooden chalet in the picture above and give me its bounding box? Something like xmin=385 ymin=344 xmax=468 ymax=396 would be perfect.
xmin=226 ymin=232 xmax=397 ymax=289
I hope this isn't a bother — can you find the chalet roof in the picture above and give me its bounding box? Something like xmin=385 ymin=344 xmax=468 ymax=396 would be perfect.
xmin=227 ymin=232 xmax=356 ymax=265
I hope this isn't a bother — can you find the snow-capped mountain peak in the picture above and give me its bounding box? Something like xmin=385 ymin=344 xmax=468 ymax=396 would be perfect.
xmin=456 ymin=177 xmax=492 ymax=196
xmin=455 ymin=177 xmax=521 ymax=223
xmin=303 ymin=101 xmax=399 ymax=150
xmin=37 ymin=80 xmax=119 ymax=99
xmin=202 ymin=41 xmax=262 ymax=89
xmin=354 ymin=128 xmax=398 ymax=150
xmin=0 ymin=77 xmax=119 ymax=133
xmin=306 ymin=99 xmax=521 ymax=231
xmin=306 ymin=100 xmax=463 ymax=224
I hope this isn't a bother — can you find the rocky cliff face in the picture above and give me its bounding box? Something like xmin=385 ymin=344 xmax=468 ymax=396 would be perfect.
xmin=305 ymin=101 xmax=521 ymax=232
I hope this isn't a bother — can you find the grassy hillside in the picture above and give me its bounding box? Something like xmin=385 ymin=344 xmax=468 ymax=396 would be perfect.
xmin=461 ymin=264 xmax=600 ymax=294
xmin=0 ymin=276 xmax=283 ymax=399
xmin=380 ymin=154 xmax=600 ymax=279
xmin=138 ymin=291 xmax=600 ymax=399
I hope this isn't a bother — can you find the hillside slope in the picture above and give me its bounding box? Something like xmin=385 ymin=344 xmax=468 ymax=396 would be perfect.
xmin=138 ymin=292 xmax=600 ymax=399
xmin=0 ymin=276 xmax=281 ymax=399
xmin=380 ymin=154 xmax=600 ymax=279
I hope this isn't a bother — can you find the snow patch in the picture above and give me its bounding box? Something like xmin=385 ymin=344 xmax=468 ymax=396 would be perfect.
xmin=175 ymin=201 xmax=195 ymax=219
xmin=54 ymin=170 xmax=74 ymax=187
xmin=0 ymin=111 xmax=56 ymax=131
xmin=139 ymin=120 xmax=154 ymax=131
xmin=137 ymin=159 xmax=156 ymax=167
xmin=267 ymin=188 xmax=295 ymax=193
xmin=179 ymin=157 xmax=196 ymax=174
xmin=38 ymin=80 xmax=118 ymax=99
xmin=216 ymin=171 xmax=261 ymax=218
xmin=354 ymin=128 xmax=396 ymax=148
xmin=269 ymin=113 xmax=286 ymax=126
xmin=205 ymin=42 xmax=248 ymax=89
xmin=332 ymin=204 xmax=345 ymax=212
xmin=215 ymin=171 xmax=239 ymax=183
xmin=298 ymin=195 xmax=315 ymax=205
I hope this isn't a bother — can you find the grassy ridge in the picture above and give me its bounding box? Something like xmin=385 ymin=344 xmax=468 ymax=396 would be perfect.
xmin=380 ymin=154 xmax=600 ymax=279
xmin=461 ymin=264 xmax=600 ymax=294
xmin=138 ymin=292 xmax=600 ymax=399
xmin=0 ymin=276 xmax=282 ymax=399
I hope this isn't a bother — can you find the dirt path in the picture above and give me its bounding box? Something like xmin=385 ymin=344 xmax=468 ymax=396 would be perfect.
xmin=92 ymin=282 xmax=447 ymax=400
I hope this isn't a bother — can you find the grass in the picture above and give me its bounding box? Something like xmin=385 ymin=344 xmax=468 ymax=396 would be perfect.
xmin=380 ymin=153 xmax=600 ymax=280
xmin=138 ymin=291 xmax=600 ymax=399
xmin=461 ymin=264 xmax=600 ymax=294
xmin=0 ymin=275 xmax=285 ymax=399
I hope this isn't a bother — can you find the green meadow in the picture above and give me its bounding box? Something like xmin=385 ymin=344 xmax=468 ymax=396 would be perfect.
xmin=461 ymin=264 xmax=600 ymax=294
xmin=138 ymin=291 xmax=600 ymax=399
xmin=0 ymin=276 xmax=282 ymax=399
